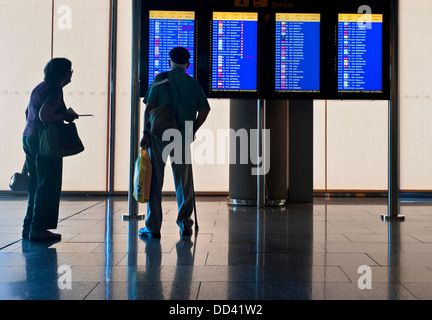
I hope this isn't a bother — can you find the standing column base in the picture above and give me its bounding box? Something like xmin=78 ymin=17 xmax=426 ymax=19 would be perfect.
xmin=381 ymin=214 xmax=405 ymax=222
xmin=122 ymin=214 xmax=145 ymax=221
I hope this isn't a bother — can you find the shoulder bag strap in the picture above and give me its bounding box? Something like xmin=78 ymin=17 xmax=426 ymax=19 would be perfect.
xmin=149 ymin=72 xmax=172 ymax=104
xmin=22 ymin=161 xmax=29 ymax=176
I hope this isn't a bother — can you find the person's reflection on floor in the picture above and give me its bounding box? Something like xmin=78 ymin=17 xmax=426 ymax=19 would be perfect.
xmin=139 ymin=237 xmax=164 ymax=299
xmin=169 ymin=238 xmax=195 ymax=299
xmin=10 ymin=239 xmax=61 ymax=299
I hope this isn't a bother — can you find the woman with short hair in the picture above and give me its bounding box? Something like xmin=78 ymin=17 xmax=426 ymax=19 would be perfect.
xmin=22 ymin=57 xmax=78 ymax=241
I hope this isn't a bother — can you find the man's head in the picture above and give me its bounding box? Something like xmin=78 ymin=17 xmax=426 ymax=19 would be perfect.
xmin=169 ymin=47 xmax=190 ymax=70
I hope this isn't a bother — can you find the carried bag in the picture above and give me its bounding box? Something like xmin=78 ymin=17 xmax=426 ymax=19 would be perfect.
xmin=148 ymin=72 xmax=178 ymax=136
xmin=9 ymin=162 xmax=30 ymax=192
xmin=38 ymin=121 xmax=84 ymax=158
xmin=133 ymin=148 xmax=152 ymax=203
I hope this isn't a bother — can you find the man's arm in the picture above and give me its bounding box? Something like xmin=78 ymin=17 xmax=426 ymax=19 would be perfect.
xmin=193 ymin=107 xmax=210 ymax=136
xmin=140 ymin=102 xmax=157 ymax=149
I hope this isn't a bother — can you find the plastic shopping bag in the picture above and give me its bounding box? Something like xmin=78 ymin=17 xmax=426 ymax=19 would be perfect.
xmin=133 ymin=148 xmax=152 ymax=203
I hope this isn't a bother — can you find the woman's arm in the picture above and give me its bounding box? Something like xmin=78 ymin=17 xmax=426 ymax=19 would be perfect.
xmin=39 ymin=103 xmax=78 ymax=123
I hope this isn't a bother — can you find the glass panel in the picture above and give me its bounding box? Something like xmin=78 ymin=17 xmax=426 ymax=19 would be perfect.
xmin=52 ymin=0 xmax=110 ymax=191
xmin=326 ymin=100 xmax=388 ymax=190
xmin=400 ymin=0 xmax=432 ymax=190
xmin=113 ymin=0 xmax=132 ymax=192
xmin=313 ymin=100 xmax=326 ymax=191
xmin=0 ymin=0 xmax=52 ymax=191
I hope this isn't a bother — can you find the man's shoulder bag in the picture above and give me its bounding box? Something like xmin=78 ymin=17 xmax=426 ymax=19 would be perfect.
xmin=148 ymin=72 xmax=178 ymax=136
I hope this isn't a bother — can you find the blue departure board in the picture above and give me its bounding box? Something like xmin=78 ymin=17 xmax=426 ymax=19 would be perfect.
xmin=337 ymin=14 xmax=383 ymax=92
xmin=148 ymin=11 xmax=195 ymax=86
xmin=211 ymin=12 xmax=258 ymax=92
xmin=275 ymin=13 xmax=320 ymax=93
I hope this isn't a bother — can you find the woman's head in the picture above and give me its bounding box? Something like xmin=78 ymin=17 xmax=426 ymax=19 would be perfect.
xmin=44 ymin=58 xmax=73 ymax=86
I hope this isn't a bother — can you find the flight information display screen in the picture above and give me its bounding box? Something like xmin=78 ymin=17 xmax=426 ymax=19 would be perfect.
xmin=275 ymin=13 xmax=320 ymax=93
xmin=337 ymin=13 xmax=383 ymax=93
xmin=148 ymin=11 xmax=195 ymax=86
xmin=211 ymin=12 xmax=258 ymax=92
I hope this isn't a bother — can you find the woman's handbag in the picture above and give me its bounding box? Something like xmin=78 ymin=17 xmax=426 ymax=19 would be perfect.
xmin=9 ymin=162 xmax=30 ymax=192
xmin=38 ymin=121 xmax=84 ymax=158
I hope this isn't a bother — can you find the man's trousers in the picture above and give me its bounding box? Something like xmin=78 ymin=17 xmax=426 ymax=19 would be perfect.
xmin=145 ymin=135 xmax=194 ymax=233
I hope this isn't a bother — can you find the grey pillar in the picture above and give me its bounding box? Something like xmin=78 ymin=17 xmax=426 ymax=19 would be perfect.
xmin=265 ymin=100 xmax=289 ymax=205
xmin=287 ymin=99 xmax=313 ymax=203
xmin=229 ymin=99 xmax=259 ymax=205
xmin=229 ymin=99 xmax=311 ymax=206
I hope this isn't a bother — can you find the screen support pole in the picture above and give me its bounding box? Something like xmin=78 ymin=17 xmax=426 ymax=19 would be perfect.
xmin=257 ymin=99 xmax=266 ymax=208
xmin=108 ymin=0 xmax=117 ymax=194
xmin=123 ymin=0 xmax=145 ymax=221
xmin=382 ymin=0 xmax=404 ymax=222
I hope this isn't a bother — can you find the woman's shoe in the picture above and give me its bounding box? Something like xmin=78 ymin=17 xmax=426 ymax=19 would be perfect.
xmin=29 ymin=230 xmax=61 ymax=241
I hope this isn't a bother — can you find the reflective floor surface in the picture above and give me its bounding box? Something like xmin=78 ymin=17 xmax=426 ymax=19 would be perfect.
xmin=1 ymin=195 xmax=432 ymax=300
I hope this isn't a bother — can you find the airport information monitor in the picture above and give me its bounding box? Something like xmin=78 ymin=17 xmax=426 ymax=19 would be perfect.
xmin=141 ymin=1 xmax=390 ymax=100
xmin=148 ymin=10 xmax=195 ymax=86
xmin=211 ymin=12 xmax=258 ymax=92
xmin=275 ymin=13 xmax=320 ymax=93
xmin=337 ymin=13 xmax=383 ymax=93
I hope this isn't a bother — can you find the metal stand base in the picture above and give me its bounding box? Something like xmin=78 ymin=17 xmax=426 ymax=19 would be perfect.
xmin=121 ymin=214 xmax=145 ymax=221
xmin=228 ymin=198 xmax=286 ymax=207
xmin=381 ymin=214 xmax=405 ymax=222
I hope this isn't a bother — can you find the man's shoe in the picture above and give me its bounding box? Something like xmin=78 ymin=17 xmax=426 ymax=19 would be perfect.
xmin=29 ymin=230 xmax=61 ymax=242
xmin=180 ymin=229 xmax=193 ymax=237
xmin=139 ymin=227 xmax=161 ymax=239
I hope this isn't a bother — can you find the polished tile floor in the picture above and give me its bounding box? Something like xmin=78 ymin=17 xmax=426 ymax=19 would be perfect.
xmin=1 ymin=195 xmax=432 ymax=300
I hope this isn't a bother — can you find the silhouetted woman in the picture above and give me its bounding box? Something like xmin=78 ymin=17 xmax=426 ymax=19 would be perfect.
xmin=22 ymin=58 xmax=78 ymax=241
